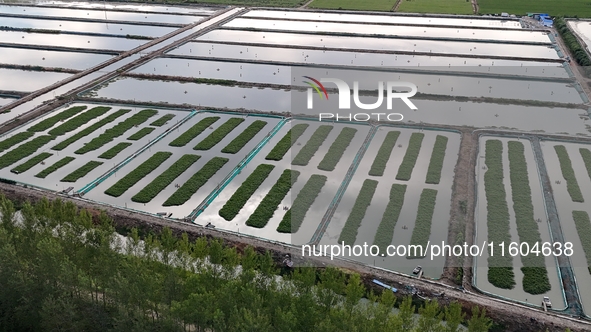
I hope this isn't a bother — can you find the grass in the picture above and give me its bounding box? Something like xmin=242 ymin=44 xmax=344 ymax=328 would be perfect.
xmin=0 ymin=132 xmax=34 ymax=153
xmin=425 ymin=135 xmax=448 ymax=184
xmin=194 ymin=118 xmax=245 ymax=151
xmin=98 ymin=143 xmax=133 ymax=160
xmin=265 ymin=123 xmax=309 ymax=161
xmin=218 ymin=164 xmax=275 ymax=221
xmin=127 ymin=127 xmax=155 ymax=141
xmin=28 ymin=106 xmax=86 ymax=132
xmin=369 ymin=131 xmax=400 ymax=177
xmin=11 ymin=152 xmax=52 ymax=173
xmin=52 ymin=109 xmax=130 ymax=151
xmin=47 ymin=106 xmax=111 ymax=136
xmin=221 ymin=120 xmax=267 ymax=154
xmin=35 ymin=157 xmax=75 ymax=179
xmin=292 ymin=125 xmax=333 ymax=166
xmin=338 ymin=179 xmax=378 ymax=245
xmin=277 ymin=174 xmax=327 ymax=233
xmin=398 ymin=0 xmax=473 ymax=15
xmin=373 ymin=184 xmax=407 ymax=255
xmin=185 ymin=0 xmax=304 ymax=7
xmin=317 ymin=127 xmax=357 ymax=171
xmin=61 ymin=161 xmax=103 ymax=182
xmin=150 ymin=114 xmax=175 ymax=127
xmin=169 ymin=117 xmax=220 ymax=147
xmin=105 ymin=152 xmax=172 ymax=197
xmin=309 ymin=0 xmax=396 ymax=11
xmin=132 ymin=154 xmax=201 ymax=203
xmin=0 ymin=135 xmax=55 ymax=169
xmin=407 ymin=189 xmax=438 ymax=259
xmin=554 ymin=145 xmax=584 ymax=203
xmin=572 ymin=211 xmax=591 ymax=271
xmin=162 ymin=157 xmax=229 ymax=206
xmin=484 ymin=140 xmax=516 ymax=290
xmin=478 ymin=0 xmax=591 ymax=17
xmin=580 ymin=148 xmax=591 ymax=182
xmin=246 ymin=170 xmax=299 ymax=228
xmin=75 ymin=109 xmax=158 ymax=154
xmin=396 ymin=133 xmax=424 ymax=181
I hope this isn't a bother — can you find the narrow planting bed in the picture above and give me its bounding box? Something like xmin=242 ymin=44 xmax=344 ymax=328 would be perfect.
xmin=28 ymin=106 xmax=86 ymax=132
xmin=219 ymin=164 xmax=275 ymax=221
xmin=150 ymin=114 xmax=175 ymax=127
xmin=11 ymin=152 xmax=52 ymax=174
xmin=317 ymin=127 xmax=357 ymax=171
xmin=98 ymin=142 xmax=133 ymax=159
xmin=36 ymin=156 xmax=75 ymax=178
xmin=61 ymin=160 xmax=103 ymax=182
xmin=572 ymin=211 xmax=591 ymax=274
xmin=127 ymin=127 xmax=155 ymax=141
xmin=169 ymin=116 xmax=220 ymax=147
xmin=221 ymin=120 xmax=267 ymax=154
xmin=407 ymin=188 xmax=438 ymax=259
xmin=277 ymin=174 xmax=327 ymax=233
xmin=194 ymin=118 xmax=245 ymax=151
xmin=580 ymin=148 xmax=591 ymax=182
xmin=554 ymin=145 xmax=584 ymax=203
xmin=0 ymin=135 xmax=55 ymax=169
xmin=291 ymin=125 xmax=333 ymax=166
xmin=373 ymin=184 xmax=407 ymax=255
xmin=338 ymin=179 xmax=378 ymax=245
xmin=425 ymin=135 xmax=448 ymax=184
xmin=265 ymin=123 xmax=309 ymax=161
xmin=369 ymin=131 xmax=400 ymax=177
xmin=0 ymin=132 xmax=35 ymax=153
xmin=104 ymin=152 xmax=172 ymax=197
xmin=246 ymin=169 xmax=299 ymax=228
xmin=396 ymin=133 xmax=424 ymax=181
xmin=47 ymin=106 xmax=111 ymax=136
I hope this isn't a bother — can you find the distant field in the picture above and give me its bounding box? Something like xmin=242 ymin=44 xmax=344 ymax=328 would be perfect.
xmin=309 ymin=0 xmax=396 ymax=11
xmin=478 ymin=0 xmax=591 ymax=17
xmin=398 ymin=0 xmax=473 ymax=15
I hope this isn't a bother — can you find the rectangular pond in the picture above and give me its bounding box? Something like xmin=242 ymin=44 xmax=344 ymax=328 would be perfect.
xmin=0 ymin=68 xmax=71 ymax=92
xmin=0 ymin=46 xmax=113 ymax=70
xmin=39 ymin=1 xmax=219 ymax=15
xmin=568 ymin=20 xmax=591 ymax=50
xmin=0 ymin=30 xmax=148 ymax=51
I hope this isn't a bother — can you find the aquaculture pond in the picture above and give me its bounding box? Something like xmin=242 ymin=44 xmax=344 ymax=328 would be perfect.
xmin=0 ymin=68 xmax=71 ymax=92
xmin=0 ymin=96 xmax=17 ymax=107
xmin=0 ymin=46 xmax=113 ymax=70
xmin=568 ymin=20 xmax=591 ymax=50
xmin=39 ymin=1 xmax=218 ymax=15
xmin=0 ymin=30 xmax=148 ymax=51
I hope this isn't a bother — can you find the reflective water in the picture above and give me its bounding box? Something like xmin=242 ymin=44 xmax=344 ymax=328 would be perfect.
xmin=0 ymin=30 xmax=147 ymax=51
xmin=568 ymin=20 xmax=591 ymax=50
xmin=0 ymin=68 xmax=71 ymax=91
xmin=0 ymin=46 xmax=112 ymax=70
xmin=38 ymin=1 xmax=218 ymax=15
xmin=0 ymin=96 xmax=17 ymax=106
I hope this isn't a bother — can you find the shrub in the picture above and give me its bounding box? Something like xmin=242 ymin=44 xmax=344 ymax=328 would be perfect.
xmin=162 ymin=157 xmax=229 ymax=206
xmin=317 ymin=127 xmax=357 ymax=171
xmin=579 ymin=148 xmax=591 ymax=181
xmin=338 ymin=179 xmax=378 ymax=245
xmin=221 ymin=120 xmax=267 ymax=154
xmin=194 ymin=118 xmax=245 ymax=150
xmin=28 ymin=106 xmax=86 ymax=132
xmin=169 ymin=117 xmax=220 ymax=147
xmin=0 ymin=135 xmax=55 ymax=169
xmin=554 ymin=145 xmax=584 ymax=203
xmin=105 ymin=152 xmax=173 ymax=197
xmin=61 ymin=161 xmax=103 ymax=182
xmin=425 ymin=135 xmax=448 ymax=184
xmin=246 ymin=169 xmax=299 ymax=228
xmin=219 ymin=164 xmax=275 ymax=221
xmin=98 ymin=142 xmax=133 ymax=159
xmin=277 ymin=174 xmax=327 ymax=233
xmin=407 ymin=189 xmax=438 ymax=258
xmin=368 ymin=131 xmax=400 ymax=176
xmin=131 ymin=154 xmax=200 ymax=203
xmin=265 ymin=123 xmax=309 ymax=161
xmin=47 ymin=106 xmax=111 ymax=136
xmin=0 ymin=132 xmax=35 ymax=153
xmin=36 ymin=156 xmax=75 ymax=178
xmin=373 ymin=184 xmax=407 ymax=254
xmin=11 ymin=152 xmax=52 ymax=173
xmin=396 ymin=133 xmax=424 ymax=181
xmin=127 ymin=127 xmax=155 ymax=141
xmin=292 ymin=125 xmax=333 ymax=166
xmin=572 ymin=211 xmax=591 ymax=268
xmin=150 ymin=114 xmax=175 ymax=127
xmin=555 ymin=18 xmax=591 ymax=70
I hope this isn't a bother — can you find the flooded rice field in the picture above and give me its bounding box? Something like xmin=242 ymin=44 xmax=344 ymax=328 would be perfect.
xmin=568 ymin=20 xmax=591 ymax=50
xmin=0 ymin=68 xmax=71 ymax=91
xmin=0 ymin=46 xmax=112 ymax=70
xmin=0 ymin=30 xmax=148 ymax=51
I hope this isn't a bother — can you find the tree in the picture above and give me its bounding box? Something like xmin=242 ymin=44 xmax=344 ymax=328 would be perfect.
xmin=468 ymin=306 xmax=493 ymax=332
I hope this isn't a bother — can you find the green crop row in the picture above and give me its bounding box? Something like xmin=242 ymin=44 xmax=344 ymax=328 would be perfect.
xmin=28 ymin=106 xmax=86 ymax=132
xmin=47 ymin=106 xmax=111 ymax=136
xmin=483 ymin=140 xmax=515 ymax=290
xmin=131 ymin=154 xmax=200 ymax=203
xmin=105 ymin=152 xmax=173 ymax=197
xmin=507 ymin=141 xmax=550 ymax=295
xmin=407 ymin=189 xmax=438 ymax=258
xmin=425 ymin=135 xmax=448 ymax=184
xmin=580 ymin=148 xmax=591 ymax=182
xmin=317 ymin=127 xmax=357 ymax=171
xmin=169 ymin=117 xmax=220 ymax=147
xmin=75 ymin=109 xmax=157 ymax=154
xmin=291 ymin=125 xmax=333 ymax=166
xmin=396 ymin=133 xmax=424 ymax=181
xmin=0 ymin=135 xmax=55 ymax=169
xmin=246 ymin=169 xmax=299 ymax=228
xmin=221 ymin=120 xmax=267 ymax=154
xmin=373 ymin=184 xmax=407 ymax=255
xmin=11 ymin=152 xmax=52 ymax=173
xmin=36 ymin=157 xmax=75 ymax=178
xmin=338 ymin=179 xmax=378 ymax=245
xmin=52 ymin=109 xmax=130 ymax=151
xmin=219 ymin=164 xmax=275 ymax=221
xmin=194 ymin=118 xmax=245 ymax=150
xmin=61 ymin=161 xmax=103 ymax=182
xmin=277 ymin=174 xmax=327 ymax=233
xmin=150 ymin=114 xmax=175 ymax=127
xmin=554 ymin=145 xmax=584 ymax=203
xmin=162 ymin=157 xmax=228 ymax=206
xmin=0 ymin=132 xmax=35 ymax=153
xmin=572 ymin=211 xmax=591 ymax=270
xmin=265 ymin=123 xmax=309 ymax=161
xmin=368 ymin=131 xmax=400 ymax=177
xmin=98 ymin=142 xmax=133 ymax=160
xmin=127 ymin=127 xmax=155 ymax=141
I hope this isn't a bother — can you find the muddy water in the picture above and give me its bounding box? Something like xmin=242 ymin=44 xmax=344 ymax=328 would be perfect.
xmin=0 ymin=30 xmax=147 ymax=51
xmin=0 ymin=68 xmax=71 ymax=91
xmin=0 ymin=46 xmax=112 ymax=70
xmin=568 ymin=20 xmax=591 ymax=50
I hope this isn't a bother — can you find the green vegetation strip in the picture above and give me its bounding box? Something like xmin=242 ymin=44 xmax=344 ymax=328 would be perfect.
xmin=508 ymin=141 xmax=550 ymax=295
xmin=554 ymin=145 xmax=584 ymax=203
xmin=28 ymin=106 xmax=86 ymax=132
xmin=292 ymin=125 xmax=333 ymax=166
xmin=35 ymin=157 xmax=75 ymax=178
xmin=369 ymin=131 xmax=400 ymax=177
xmin=0 ymin=132 xmax=34 ymax=153
xmin=194 ymin=118 xmax=245 ymax=150
xmin=163 ymin=157 xmax=228 ymax=206
xmin=396 ymin=133 xmax=424 ymax=181
xmin=221 ymin=120 xmax=267 ymax=154
xmin=555 ymin=18 xmax=591 ymax=71
xmin=572 ymin=211 xmax=591 ymax=271
xmin=309 ymin=0 xmax=396 ymax=11
xmin=150 ymin=114 xmax=175 ymax=127
xmin=11 ymin=152 xmax=52 ymax=173
xmin=52 ymin=109 xmax=130 ymax=151
xmin=317 ymin=127 xmax=357 ymax=171
xmin=407 ymin=189 xmax=438 ymax=258
xmin=265 ymin=123 xmax=309 ymax=161
xmin=0 ymin=135 xmax=55 ymax=169
xmin=338 ymin=179 xmax=378 ymax=245
xmin=98 ymin=142 xmax=133 ymax=160
xmin=580 ymin=148 xmax=591 ymax=182
xmin=61 ymin=161 xmax=103 ymax=183
xmin=484 ymin=140 xmax=515 ymax=290
xmin=47 ymin=106 xmax=111 ymax=136
xmin=219 ymin=164 xmax=275 ymax=221
xmin=105 ymin=152 xmax=172 ymax=197
xmin=398 ymin=0 xmax=472 ymax=14
xmin=246 ymin=169 xmax=300 ymax=228
xmin=425 ymin=135 xmax=448 ymax=184
xmin=127 ymin=127 xmax=155 ymax=141
xmin=169 ymin=116 xmax=220 ymax=147
xmin=373 ymin=184 xmax=407 ymax=255
xmin=132 ymin=154 xmax=200 ymax=203
xmin=277 ymin=174 xmax=327 ymax=233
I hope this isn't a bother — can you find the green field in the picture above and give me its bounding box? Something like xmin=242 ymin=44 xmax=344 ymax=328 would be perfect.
xmin=309 ymin=0 xmax=396 ymax=11
xmin=398 ymin=0 xmax=472 ymax=14
xmin=478 ymin=0 xmax=591 ymax=17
